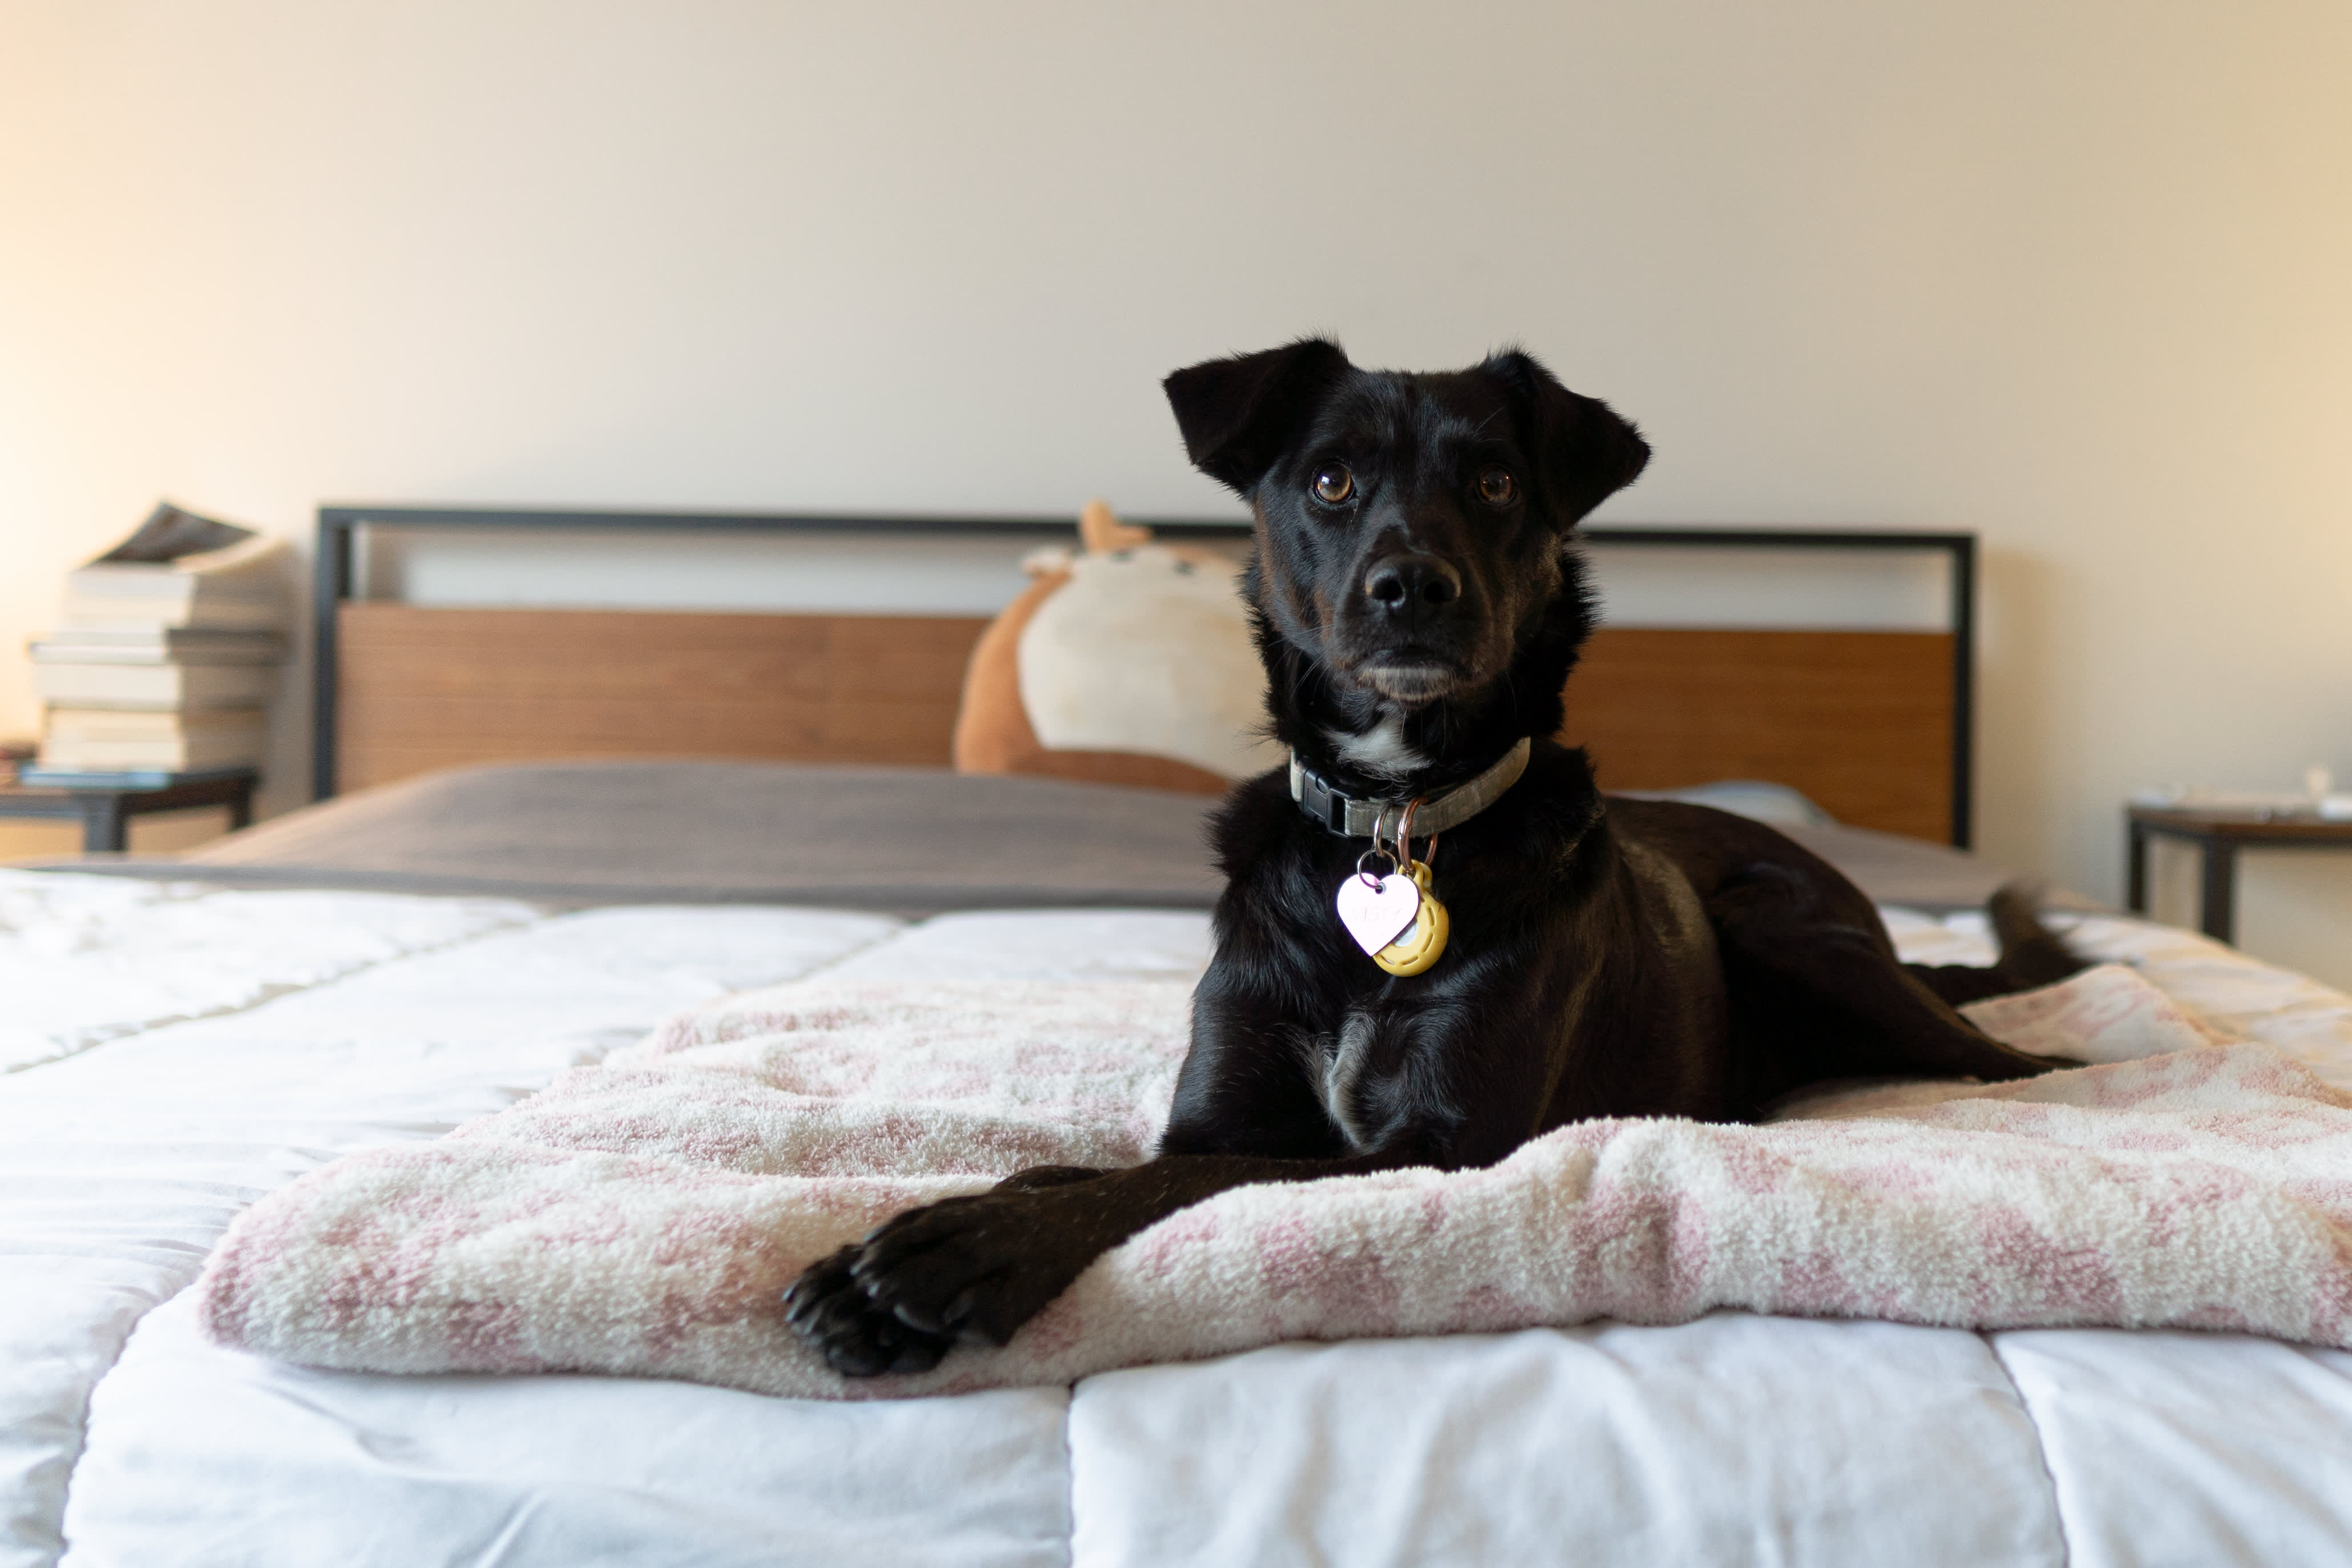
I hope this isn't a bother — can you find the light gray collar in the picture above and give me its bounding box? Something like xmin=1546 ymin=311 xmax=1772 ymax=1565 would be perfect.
xmin=1288 ymin=735 xmax=1533 ymax=840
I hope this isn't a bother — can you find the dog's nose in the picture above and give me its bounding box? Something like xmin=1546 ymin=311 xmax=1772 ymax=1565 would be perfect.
xmin=1364 ymin=555 xmax=1462 ymax=616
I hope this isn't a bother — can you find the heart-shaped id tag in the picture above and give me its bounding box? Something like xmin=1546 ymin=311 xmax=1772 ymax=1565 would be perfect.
xmin=1336 ymin=870 xmax=1422 ymax=955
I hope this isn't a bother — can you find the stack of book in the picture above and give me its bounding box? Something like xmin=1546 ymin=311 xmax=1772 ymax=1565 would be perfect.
xmin=26 ymin=504 xmax=289 ymax=780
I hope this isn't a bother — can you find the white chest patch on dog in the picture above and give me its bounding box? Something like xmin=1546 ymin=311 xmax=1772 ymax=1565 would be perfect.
xmin=1286 ymin=1016 xmax=1379 ymax=1152
xmin=1327 ymin=714 xmax=1426 ymax=779
xmin=1316 ymin=1013 xmax=1378 ymax=1151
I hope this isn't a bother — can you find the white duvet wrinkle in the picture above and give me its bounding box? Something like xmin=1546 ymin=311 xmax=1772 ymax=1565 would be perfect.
xmin=1979 ymin=1327 xmax=2073 ymax=1568
xmin=0 ymin=904 xmax=910 ymax=1117
xmin=814 ymin=910 xmax=1215 ymax=984
xmin=1880 ymin=906 xmax=1998 ymax=967
xmin=1993 ymin=1329 xmax=2352 ymax=1568
xmin=576 ymin=911 xmax=907 ymax=996
xmin=1069 ymin=1318 xmax=2067 ymax=1568
xmin=0 ymin=872 xmax=547 ymax=1077
xmin=1884 ymin=907 xmax=2352 ymax=1090
xmin=774 ymin=912 xmax=915 ymax=981
xmin=2054 ymin=915 xmax=2352 ymax=1088
xmin=64 ymin=1296 xmax=1077 ymax=1568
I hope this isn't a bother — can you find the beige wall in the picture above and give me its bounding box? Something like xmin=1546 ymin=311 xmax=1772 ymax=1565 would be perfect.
xmin=2 ymin=1 xmax=2349 ymax=981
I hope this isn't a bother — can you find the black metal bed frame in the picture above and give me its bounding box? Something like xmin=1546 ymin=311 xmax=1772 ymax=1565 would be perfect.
xmin=312 ymin=507 xmax=1978 ymax=846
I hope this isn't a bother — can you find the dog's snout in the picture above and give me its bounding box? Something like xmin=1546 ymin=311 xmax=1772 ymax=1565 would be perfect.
xmin=1363 ymin=556 xmax=1462 ymax=615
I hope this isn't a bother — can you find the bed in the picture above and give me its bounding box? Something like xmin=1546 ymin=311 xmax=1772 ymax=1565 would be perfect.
xmin=7 ymin=511 xmax=2350 ymax=1568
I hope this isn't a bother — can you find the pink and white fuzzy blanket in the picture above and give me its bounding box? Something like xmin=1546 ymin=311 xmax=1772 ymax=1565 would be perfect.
xmin=196 ymin=965 xmax=2352 ymax=1399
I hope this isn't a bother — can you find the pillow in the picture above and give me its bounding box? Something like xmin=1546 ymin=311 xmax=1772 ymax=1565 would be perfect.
xmin=953 ymin=502 xmax=1283 ymax=795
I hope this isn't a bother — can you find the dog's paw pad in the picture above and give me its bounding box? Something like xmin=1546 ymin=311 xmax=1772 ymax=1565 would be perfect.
xmin=783 ymin=1244 xmax=955 ymax=1378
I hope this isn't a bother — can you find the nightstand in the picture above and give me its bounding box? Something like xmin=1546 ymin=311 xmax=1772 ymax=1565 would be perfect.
xmin=0 ymin=766 xmax=259 ymax=853
xmin=2126 ymin=803 xmax=2352 ymax=944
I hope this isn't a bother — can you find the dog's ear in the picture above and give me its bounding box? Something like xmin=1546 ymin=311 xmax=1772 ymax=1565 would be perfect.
xmin=1163 ymin=338 xmax=1352 ymax=494
xmin=1485 ymin=350 xmax=1650 ymax=524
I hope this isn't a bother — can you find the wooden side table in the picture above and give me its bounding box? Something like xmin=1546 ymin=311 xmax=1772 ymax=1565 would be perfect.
xmin=2126 ymin=803 xmax=2352 ymax=944
xmin=0 ymin=767 xmax=260 ymax=853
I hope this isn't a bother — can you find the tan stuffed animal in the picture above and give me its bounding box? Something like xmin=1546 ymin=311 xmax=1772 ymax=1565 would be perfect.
xmin=952 ymin=501 xmax=1282 ymax=794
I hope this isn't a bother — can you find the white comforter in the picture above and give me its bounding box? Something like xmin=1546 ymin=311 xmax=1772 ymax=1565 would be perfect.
xmin=3 ymin=870 xmax=2349 ymax=1568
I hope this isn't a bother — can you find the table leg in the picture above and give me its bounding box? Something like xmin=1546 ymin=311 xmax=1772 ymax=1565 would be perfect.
xmin=228 ymin=785 xmax=254 ymax=831
xmin=2127 ymin=821 xmax=2149 ymax=915
xmin=80 ymin=799 xmax=128 ymax=854
xmin=2198 ymin=839 xmax=2237 ymax=944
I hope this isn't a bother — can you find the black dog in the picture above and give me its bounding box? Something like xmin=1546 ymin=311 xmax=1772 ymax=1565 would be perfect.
xmin=786 ymin=339 xmax=2078 ymax=1376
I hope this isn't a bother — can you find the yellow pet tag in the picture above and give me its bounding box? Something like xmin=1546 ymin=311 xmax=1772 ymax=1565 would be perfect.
xmin=1372 ymin=860 xmax=1449 ymax=976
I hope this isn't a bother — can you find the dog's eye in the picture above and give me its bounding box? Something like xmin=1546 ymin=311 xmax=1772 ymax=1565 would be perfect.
xmin=1477 ymin=467 xmax=1517 ymax=507
xmin=1310 ymin=464 xmax=1355 ymax=506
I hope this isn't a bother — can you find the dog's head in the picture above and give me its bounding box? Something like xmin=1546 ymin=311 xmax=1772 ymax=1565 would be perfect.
xmin=1164 ymin=338 xmax=1648 ymax=785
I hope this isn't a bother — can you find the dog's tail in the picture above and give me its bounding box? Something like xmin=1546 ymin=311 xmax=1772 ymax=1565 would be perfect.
xmin=1906 ymin=883 xmax=2090 ymax=1008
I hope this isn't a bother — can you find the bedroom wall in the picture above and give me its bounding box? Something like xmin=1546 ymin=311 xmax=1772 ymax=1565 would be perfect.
xmin=2 ymin=1 xmax=2349 ymax=983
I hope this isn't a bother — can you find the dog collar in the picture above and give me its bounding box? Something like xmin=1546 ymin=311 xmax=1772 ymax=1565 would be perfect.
xmin=1288 ymin=735 xmax=1533 ymax=840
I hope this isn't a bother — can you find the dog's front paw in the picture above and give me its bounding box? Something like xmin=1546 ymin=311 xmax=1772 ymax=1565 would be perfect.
xmin=847 ymin=1190 xmax=1090 ymax=1349
xmin=785 ymin=1189 xmax=1105 ymax=1376
xmin=782 ymin=1242 xmax=953 ymax=1377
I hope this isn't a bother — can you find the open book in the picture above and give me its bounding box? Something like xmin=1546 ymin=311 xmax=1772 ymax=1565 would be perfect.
xmin=62 ymin=503 xmax=291 ymax=633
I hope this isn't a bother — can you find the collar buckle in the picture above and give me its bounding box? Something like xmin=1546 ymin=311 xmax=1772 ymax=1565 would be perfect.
xmin=1288 ymin=736 xmax=1533 ymax=840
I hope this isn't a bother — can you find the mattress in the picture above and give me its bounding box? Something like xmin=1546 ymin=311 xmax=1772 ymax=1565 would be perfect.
xmin=6 ymin=868 xmax=2350 ymax=1568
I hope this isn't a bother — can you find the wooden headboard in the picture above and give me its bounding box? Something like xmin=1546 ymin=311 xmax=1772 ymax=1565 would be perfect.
xmin=314 ymin=510 xmax=1975 ymax=846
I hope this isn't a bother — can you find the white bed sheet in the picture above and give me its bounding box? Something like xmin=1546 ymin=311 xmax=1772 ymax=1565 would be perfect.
xmin=2 ymin=872 xmax=2347 ymax=1568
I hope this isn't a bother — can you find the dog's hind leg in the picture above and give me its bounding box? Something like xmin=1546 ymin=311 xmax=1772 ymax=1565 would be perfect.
xmin=1905 ymin=884 xmax=2090 ymax=1007
xmin=1706 ymin=865 xmax=2069 ymax=1112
